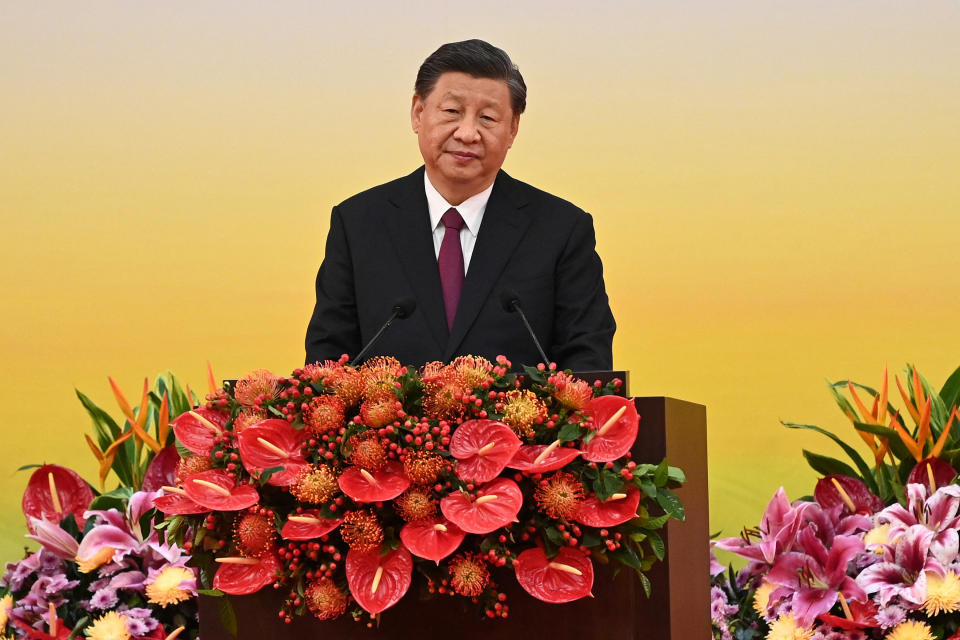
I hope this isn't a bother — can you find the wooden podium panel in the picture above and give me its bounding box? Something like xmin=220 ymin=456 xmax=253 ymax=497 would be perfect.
xmin=199 ymin=396 xmax=708 ymax=640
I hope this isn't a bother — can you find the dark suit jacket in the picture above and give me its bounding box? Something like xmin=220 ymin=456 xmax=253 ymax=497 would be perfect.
xmin=305 ymin=167 xmax=615 ymax=370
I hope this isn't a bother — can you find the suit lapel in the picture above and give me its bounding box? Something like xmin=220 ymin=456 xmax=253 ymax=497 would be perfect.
xmin=384 ymin=168 xmax=449 ymax=353
xmin=444 ymin=171 xmax=531 ymax=360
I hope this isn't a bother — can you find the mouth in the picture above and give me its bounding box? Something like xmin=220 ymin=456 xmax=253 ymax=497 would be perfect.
xmin=447 ymin=150 xmax=480 ymax=162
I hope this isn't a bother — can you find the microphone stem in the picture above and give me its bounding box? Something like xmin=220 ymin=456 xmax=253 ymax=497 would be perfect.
xmin=514 ymin=304 xmax=549 ymax=365
xmin=350 ymin=310 xmax=400 ymax=366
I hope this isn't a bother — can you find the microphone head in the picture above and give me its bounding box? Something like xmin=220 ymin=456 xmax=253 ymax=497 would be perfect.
xmin=500 ymin=288 xmax=520 ymax=313
xmin=392 ymin=297 xmax=417 ymax=319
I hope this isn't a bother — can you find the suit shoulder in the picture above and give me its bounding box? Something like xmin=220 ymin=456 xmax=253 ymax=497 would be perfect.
xmin=503 ymin=174 xmax=591 ymax=224
xmin=334 ymin=170 xmax=421 ymax=213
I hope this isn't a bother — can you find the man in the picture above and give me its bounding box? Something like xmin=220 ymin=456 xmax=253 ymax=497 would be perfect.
xmin=305 ymin=39 xmax=615 ymax=370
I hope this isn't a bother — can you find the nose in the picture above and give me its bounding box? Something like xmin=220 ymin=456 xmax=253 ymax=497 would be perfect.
xmin=453 ymin=117 xmax=481 ymax=144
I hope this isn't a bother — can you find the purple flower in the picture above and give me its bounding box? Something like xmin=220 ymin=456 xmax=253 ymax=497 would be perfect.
xmin=874 ymin=603 xmax=906 ymax=629
xmin=89 ymin=587 xmax=119 ymax=609
xmin=714 ymin=487 xmax=813 ymax=569
xmin=108 ymin=569 xmax=146 ymax=592
xmin=119 ymin=606 xmax=159 ymax=632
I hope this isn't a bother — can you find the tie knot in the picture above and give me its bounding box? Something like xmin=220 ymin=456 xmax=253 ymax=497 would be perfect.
xmin=441 ymin=207 xmax=465 ymax=231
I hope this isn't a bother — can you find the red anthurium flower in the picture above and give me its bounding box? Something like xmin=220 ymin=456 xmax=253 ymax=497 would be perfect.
xmin=153 ymin=486 xmax=207 ymax=515
xmin=346 ymin=545 xmax=413 ymax=614
xmin=281 ymin=510 xmax=343 ymax=541
xmin=237 ymin=419 xmax=309 ymax=486
xmin=183 ymin=469 xmax=259 ymax=511
xmin=338 ymin=461 xmax=410 ymax=502
xmin=506 ymin=443 xmax=582 ymax=474
xmin=12 ymin=617 xmax=71 ymax=640
xmin=575 ymin=485 xmax=642 ymax=527
xmin=514 ymin=547 xmax=594 ymax=603
xmin=213 ymin=551 xmax=280 ymax=595
xmin=170 ymin=408 xmax=228 ymax=456
xmin=814 ymin=475 xmax=884 ymax=515
xmin=399 ymin=517 xmax=466 ymax=563
xmin=580 ymin=396 xmax=639 ymax=463
xmin=449 ymin=419 xmax=521 ymax=483
xmin=141 ymin=446 xmax=180 ymax=493
xmin=818 ymin=598 xmax=877 ymax=630
xmin=907 ymin=457 xmax=957 ymax=491
xmin=22 ymin=464 xmax=95 ymax=532
xmin=440 ymin=477 xmax=522 ymax=534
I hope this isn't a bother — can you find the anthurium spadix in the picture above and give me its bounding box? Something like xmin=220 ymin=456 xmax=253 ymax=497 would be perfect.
xmin=22 ymin=464 xmax=95 ymax=533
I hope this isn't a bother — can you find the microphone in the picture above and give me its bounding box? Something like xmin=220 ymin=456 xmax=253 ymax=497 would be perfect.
xmin=500 ymin=288 xmax=549 ymax=365
xmin=349 ymin=297 xmax=417 ymax=366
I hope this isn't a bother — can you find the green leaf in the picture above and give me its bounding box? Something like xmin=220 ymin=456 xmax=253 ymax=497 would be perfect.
xmin=656 ymin=487 xmax=685 ymax=520
xmin=638 ymin=571 xmax=651 ymax=597
xmin=197 ymin=588 xmax=225 ymax=597
xmin=16 ymin=464 xmax=41 ymax=472
xmin=646 ymin=530 xmax=665 ymax=561
xmin=640 ymin=479 xmax=656 ymax=498
xmin=854 ymin=422 xmax=913 ymax=462
xmin=75 ymin=389 xmax=122 ymax=447
xmin=782 ymin=421 xmax=878 ymax=493
xmin=593 ymin=469 xmax=625 ymax=501
xmin=940 ymin=364 xmax=960 ymax=414
xmin=610 ymin=542 xmax=643 ymax=570
xmin=644 ymin=513 xmax=671 ymax=529
xmin=557 ymin=422 xmax=583 ymax=443
xmin=218 ymin=595 xmax=238 ymax=637
xmin=67 ymin=616 xmax=90 ymax=640
xmin=653 ymin=459 xmax=669 ymax=487
xmin=801 ymin=450 xmax=859 ymax=478
xmin=521 ymin=365 xmax=547 ymax=385
xmin=258 ymin=466 xmax=284 ymax=486
xmin=667 ymin=466 xmax=686 ymax=483
xmin=89 ymin=487 xmax=134 ymax=512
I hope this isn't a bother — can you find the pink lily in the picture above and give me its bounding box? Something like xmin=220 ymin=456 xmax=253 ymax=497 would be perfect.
xmin=856 ymin=523 xmax=943 ymax=607
xmin=765 ymin=527 xmax=866 ymax=628
xmin=875 ymin=483 xmax=960 ymax=565
xmin=714 ymin=488 xmax=813 ymax=569
xmin=24 ymin=517 xmax=79 ymax=560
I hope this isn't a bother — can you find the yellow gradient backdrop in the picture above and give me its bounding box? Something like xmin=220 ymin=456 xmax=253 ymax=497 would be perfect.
xmin=2 ymin=1 xmax=959 ymax=563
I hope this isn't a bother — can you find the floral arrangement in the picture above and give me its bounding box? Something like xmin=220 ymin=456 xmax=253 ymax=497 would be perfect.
xmin=156 ymin=356 xmax=685 ymax=626
xmin=0 ymin=374 xmax=202 ymax=640
xmin=711 ymin=364 xmax=960 ymax=640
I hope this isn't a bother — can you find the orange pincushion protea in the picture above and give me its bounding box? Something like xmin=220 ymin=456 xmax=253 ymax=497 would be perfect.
xmin=394 ymin=487 xmax=437 ymax=522
xmin=360 ymin=397 xmax=399 ymax=428
xmin=548 ymin=372 xmax=593 ymax=411
xmin=422 ymin=366 xmax=469 ymax=419
xmin=302 ymin=360 xmax=343 ymax=385
xmin=302 ymin=395 xmax=346 ymax=436
xmin=340 ymin=510 xmax=384 ymax=552
xmin=451 ymin=355 xmax=495 ymax=388
xmin=232 ymin=408 xmax=267 ymax=433
xmin=501 ymin=390 xmax=547 ymax=439
xmin=233 ymin=369 xmax=279 ymax=407
xmin=360 ymin=356 xmax=402 ymax=401
xmin=305 ymin=578 xmax=348 ymax=620
xmin=448 ymin=553 xmax=490 ymax=597
xmin=349 ymin=433 xmax=387 ymax=471
xmin=233 ymin=511 xmax=276 ymax=557
xmin=403 ymin=449 xmax=445 ymax=485
xmin=289 ymin=465 xmax=339 ymax=505
xmin=175 ymin=455 xmax=213 ymax=484
xmin=534 ymin=472 xmax=585 ymax=520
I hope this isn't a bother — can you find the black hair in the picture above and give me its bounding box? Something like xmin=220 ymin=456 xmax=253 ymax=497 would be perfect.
xmin=414 ymin=39 xmax=526 ymax=115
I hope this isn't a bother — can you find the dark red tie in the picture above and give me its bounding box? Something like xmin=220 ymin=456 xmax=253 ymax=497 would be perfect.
xmin=438 ymin=207 xmax=465 ymax=330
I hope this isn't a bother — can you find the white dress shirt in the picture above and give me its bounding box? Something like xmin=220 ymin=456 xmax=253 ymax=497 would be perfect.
xmin=424 ymin=172 xmax=493 ymax=274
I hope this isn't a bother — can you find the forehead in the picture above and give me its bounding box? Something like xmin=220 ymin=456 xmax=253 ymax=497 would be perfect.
xmin=426 ymin=72 xmax=511 ymax=109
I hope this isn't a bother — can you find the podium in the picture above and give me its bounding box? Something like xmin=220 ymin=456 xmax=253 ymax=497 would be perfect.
xmin=199 ymin=378 xmax=709 ymax=639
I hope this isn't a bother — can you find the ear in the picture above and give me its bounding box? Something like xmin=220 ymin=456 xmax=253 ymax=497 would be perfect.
xmin=411 ymin=94 xmax=425 ymax=133
xmin=506 ymin=114 xmax=520 ymax=149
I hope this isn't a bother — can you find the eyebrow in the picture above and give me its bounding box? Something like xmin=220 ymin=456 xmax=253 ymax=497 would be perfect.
xmin=437 ymin=91 xmax=503 ymax=110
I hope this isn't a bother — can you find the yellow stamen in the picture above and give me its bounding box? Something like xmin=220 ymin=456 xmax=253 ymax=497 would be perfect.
xmin=433 ymin=523 xmax=448 ymax=532
xmin=48 ymin=602 xmax=57 ymax=636
xmin=371 ymin=566 xmax=383 ymax=594
xmin=548 ymin=562 xmax=583 ymax=576
xmin=189 ymin=411 xmax=223 ymax=435
xmin=288 ymin=515 xmax=322 ymax=524
xmin=607 ymin=493 xmax=628 ymax=501
xmin=477 ymin=442 xmax=496 ymax=456
xmin=475 ymin=494 xmax=498 ymax=505
xmin=166 ymin=625 xmax=186 ymax=640
xmin=533 ymin=440 xmax=561 ymax=466
xmin=192 ymin=479 xmax=231 ymax=497
xmin=838 ymin=592 xmax=853 ymax=619
xmin=360 ymin=469 xmax=378 ymax=485
xmin=215 ymin=557 xmax=260 ymax=565
xmin=161 ymin=486 xmax=188 ymax=496
xmin=48 ymin=473 xmax=63 ymax=514
xmin=256 ymin=437 xmax=289 ymax=459
xmin=597 ymin=406 xmax=627 ymax=437
xmin=928 ymin=463 xmax=937 ymax=495
xmin=830 ymin=478 xmax=857 ymax=512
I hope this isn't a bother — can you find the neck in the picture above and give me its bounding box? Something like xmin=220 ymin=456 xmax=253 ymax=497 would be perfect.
xmin=426 ymin=170 xmax=494 ymax=206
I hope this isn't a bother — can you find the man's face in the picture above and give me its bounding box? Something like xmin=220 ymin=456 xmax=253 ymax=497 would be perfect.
xmin=411 ymin=72 xmax=519 ymax=204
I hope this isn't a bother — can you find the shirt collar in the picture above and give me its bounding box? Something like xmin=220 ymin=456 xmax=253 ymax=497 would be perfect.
xmin=424 ymin=172 xmax=493 ymax=237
